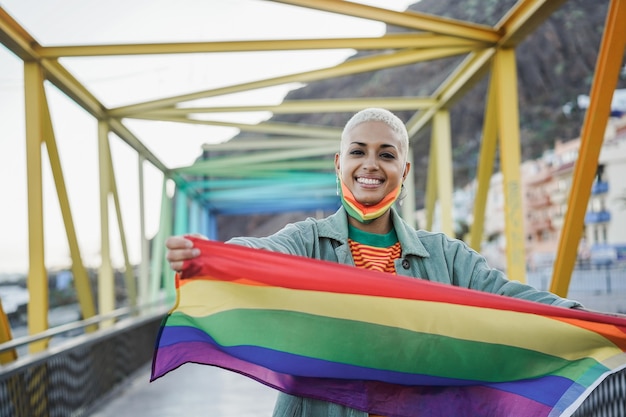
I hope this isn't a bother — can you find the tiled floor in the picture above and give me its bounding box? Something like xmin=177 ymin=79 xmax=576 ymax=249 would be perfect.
xmin=89 ymin=362 xmax=278 ymax=417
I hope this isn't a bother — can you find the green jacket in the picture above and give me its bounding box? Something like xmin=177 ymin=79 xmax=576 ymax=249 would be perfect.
xmin=228 ymin=207 xmax=581 ymax=417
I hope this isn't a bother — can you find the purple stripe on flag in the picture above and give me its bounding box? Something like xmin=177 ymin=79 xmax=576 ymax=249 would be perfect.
xmin=156 ymin=326 xmax=572 ymax=406
xmin=152 ymin=341 xmax=554 ymax=417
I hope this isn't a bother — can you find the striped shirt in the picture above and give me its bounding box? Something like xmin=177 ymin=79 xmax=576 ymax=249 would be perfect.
xmin=347 ymin=224 xmax=401 ymax=274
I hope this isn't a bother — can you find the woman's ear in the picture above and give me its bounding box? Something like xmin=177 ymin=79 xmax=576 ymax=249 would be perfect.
xmin=334 ymin=153 xmax=341 ymax=175
xmin=403 ymin=161 xmax=411 ymax=181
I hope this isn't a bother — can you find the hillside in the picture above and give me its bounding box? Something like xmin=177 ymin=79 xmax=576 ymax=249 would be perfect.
xmin=217 ymin=0 xmax=626 ymax=239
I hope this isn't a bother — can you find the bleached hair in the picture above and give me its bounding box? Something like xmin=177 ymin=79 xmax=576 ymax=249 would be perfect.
xmin=340 ymin=108 xmax=409 ymax=156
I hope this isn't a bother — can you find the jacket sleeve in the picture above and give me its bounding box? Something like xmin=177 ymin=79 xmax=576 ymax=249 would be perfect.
xmin=427 ymin=233 xmax=582 ymax=308
xmin=226 ymin=221 xmax=317 ymax=258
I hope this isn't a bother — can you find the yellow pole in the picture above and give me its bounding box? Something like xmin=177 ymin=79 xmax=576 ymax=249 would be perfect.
xmin=469 ymin=73 xmax=498 ymax=251
xmin=106 ymin=138 xmax=137 ymax=308
xmin=493 ymin=48 xmax=526 ymax=282
xmin=98 ymin=121 xmax=115 ymax=327
xmin=138 ymin=156 xmax=150 ymax=306
xmin=550 ymin=0 xmax=626 ymax=296
xmin=24 ymin=62 xmax=49 ymax=353
xmin=432 ymin=110 xmax=454 ymax=236
xmin=425 ymin=129 xmax=437 ymax=230
xmin=400 ymin=145 xmax=416 ymax=228
xmin=41 ymin=85 xmax=97 ymax=328
xmin=0 ymin=300 xmax=16 ymax=363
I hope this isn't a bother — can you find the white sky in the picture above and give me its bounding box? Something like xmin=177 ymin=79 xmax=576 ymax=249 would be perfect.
xmin=0 ymin=0 xmax=417 ymax=274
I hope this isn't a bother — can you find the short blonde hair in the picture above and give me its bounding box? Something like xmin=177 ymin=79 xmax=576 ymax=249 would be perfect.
xmin=340 ymin=108 xmax=409 ymax=158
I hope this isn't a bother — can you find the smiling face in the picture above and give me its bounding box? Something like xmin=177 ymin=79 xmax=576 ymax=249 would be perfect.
xmin=335 ymin=120 xmax=410 ymax=207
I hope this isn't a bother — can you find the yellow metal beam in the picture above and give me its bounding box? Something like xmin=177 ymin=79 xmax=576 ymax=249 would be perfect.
xmin=41 ymin=86 xmax=97 ymax=327
xmin=138 ymin=156 xmax=150 ymax=306
xmin=406 ymin=48 xmax=495 ymax=138
xmin=107 ymin=139 xmax=137 ymax=308
xmin=177 ymin=160 xmax=333 ymax=176
xmin=178 ymin=146 xmax=338 ymax=175
xmin=425 ymin=133 xmax=437 ymax=231
xmin=493 ymin=48 xmax=526 ymax=282
xmin=469 ymin=73 xmax=498 ymax=251
xmin=432 ymin=110 xmax=454 ymax=236
xmin=140 ymin=97 xmax=437 ymax=118
xmin=150 ymin=179 xmax=174 ymax=304
xmin=202 ymin=138 xmax=340 ymax=151
xmin=37 ymin=33 xmax=485 ymax=57
xmin=98 ymin=121 xmax=115 ymax=328
xmin=1 ymin=6 xmax=174 ymax=184
xmin=40 ymin=59 xmax=106 ymax=119
xmin=405 ymin=0 xmax=566 ymax=141
xmin=496 ymin=0 xmax=570 ymax=47
xmin=110 ymin=46 xmax=474 ymax=116
xmin=551 ymin=0 xmax=626 ymax=297
xmin=0 ymin=300 xmax=16 ymax=363
xmin=107 ymin=118 xmax=170 ymax=173
xmin=127 ymin=115 xmax=343 ymax=139
xmin=272 ymin=0 xmax=500 ymax=43
xmin=0 ymin=6 xmax=38 ymax=60
xmin=401 ymin=147 xmax=417 ymax=228
xmin=24 ymin=62 xmax=49 ymax=353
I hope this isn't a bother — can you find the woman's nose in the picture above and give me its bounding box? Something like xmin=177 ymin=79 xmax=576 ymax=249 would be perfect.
xmin=362 ymin=154 xmax=379 ymax=170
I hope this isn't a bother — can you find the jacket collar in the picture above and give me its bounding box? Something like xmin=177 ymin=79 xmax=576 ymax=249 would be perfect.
xmin=318 ymin=207 xmax=430 ymax=258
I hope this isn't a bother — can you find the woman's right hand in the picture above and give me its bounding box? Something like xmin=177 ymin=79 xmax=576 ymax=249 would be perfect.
xmin=165 ymin=235 xmax=204 ymax=272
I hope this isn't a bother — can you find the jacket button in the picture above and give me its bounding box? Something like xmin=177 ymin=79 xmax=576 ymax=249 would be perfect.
xmin=402 ymin=259 xmax=410 ymax=269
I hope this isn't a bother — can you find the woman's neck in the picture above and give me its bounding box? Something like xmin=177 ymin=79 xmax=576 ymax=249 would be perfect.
xmin=347 ymin=210 xmax=393 ymax=235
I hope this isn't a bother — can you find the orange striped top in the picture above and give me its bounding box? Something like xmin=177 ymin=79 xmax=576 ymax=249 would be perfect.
xmin=348 ymin=225 xmax=399 ymax=417
xmin=348 ymin=224 xmax=401 ymax=274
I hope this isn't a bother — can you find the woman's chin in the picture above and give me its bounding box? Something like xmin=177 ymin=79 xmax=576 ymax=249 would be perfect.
xmin=357 ymin=199 xmax=381 ymax=207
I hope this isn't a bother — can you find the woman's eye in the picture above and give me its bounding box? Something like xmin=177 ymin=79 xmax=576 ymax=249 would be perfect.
xmin=349 ymin=149 xmax=364 ymax=155
xmin=381 ymin=153 xmax=396 ymax=159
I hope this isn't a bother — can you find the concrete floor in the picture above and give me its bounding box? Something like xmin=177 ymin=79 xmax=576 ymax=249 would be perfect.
xmin=88 ymin=362 xmax=278 ymax=417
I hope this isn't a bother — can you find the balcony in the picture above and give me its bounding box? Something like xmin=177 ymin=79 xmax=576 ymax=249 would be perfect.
xmin=550 ymin=189 xmax=567 ymax=204
xmin=527 ymin=194 xmax=551 ymax=209
xmin=527 ymin=218 xmax=552 ymax=234
xmin=585 ymin=210 xmax=611 ymax=224
xmin=591 ymin=181 xmax=609 ymax=195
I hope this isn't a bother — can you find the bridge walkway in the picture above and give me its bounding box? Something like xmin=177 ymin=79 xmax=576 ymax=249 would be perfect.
xmin=88 ymin=361 xmax=277 ymax=417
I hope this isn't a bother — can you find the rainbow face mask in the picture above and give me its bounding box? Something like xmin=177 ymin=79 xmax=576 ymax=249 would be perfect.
xmin=338 ymin=178 xmax=401 ymax=223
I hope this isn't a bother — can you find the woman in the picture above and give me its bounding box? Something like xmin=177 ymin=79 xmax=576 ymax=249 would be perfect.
xmin=166 ymin=107 xmax=582 ymax=417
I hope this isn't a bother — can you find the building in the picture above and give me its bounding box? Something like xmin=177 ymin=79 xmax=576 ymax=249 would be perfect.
xmin=434 ymin=114 xmax=626 ymax=270
xmin=591 ymin=116 xmax=626 ymax=264
xmin=417 ymin=113 xmax=626 ymax=270
xmin=521 ymin=115 xmax=626 ymax=268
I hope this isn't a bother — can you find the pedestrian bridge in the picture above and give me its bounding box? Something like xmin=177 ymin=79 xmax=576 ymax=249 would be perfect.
xmin=1 ymin=1 xmax=626 ymax=415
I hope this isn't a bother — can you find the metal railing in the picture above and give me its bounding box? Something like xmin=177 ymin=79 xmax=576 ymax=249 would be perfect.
xmin=0 ymin=306 xmax=166 ymax=417
xmin=573 ymin=369 xmax=626 ymax=417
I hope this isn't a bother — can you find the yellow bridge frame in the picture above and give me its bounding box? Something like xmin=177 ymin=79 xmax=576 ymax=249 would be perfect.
xmin=0 ymin=0 xmax=624 ymax=359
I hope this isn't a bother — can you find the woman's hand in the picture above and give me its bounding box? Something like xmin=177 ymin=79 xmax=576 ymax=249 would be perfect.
xmin=165 ymin=235 xmax=204 ymax=272
xmin=572 ymin=305 xmax=626 ymax=319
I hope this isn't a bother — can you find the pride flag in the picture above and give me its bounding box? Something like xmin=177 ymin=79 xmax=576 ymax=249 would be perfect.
xmin=151 ymin=238 xmax=626 ymax=417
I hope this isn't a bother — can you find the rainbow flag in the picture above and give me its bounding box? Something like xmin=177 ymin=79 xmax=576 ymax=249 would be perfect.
xmin=151 ymin=238 xmax=626 ymax=417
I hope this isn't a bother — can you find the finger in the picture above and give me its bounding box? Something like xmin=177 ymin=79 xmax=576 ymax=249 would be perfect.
xmin=165 ymin=247 xmax=200 ymax=263
xmin=169 ymin=260 xmax=185 ymax=272
xmin=165 ymin=236 xmax=193 ymax=250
